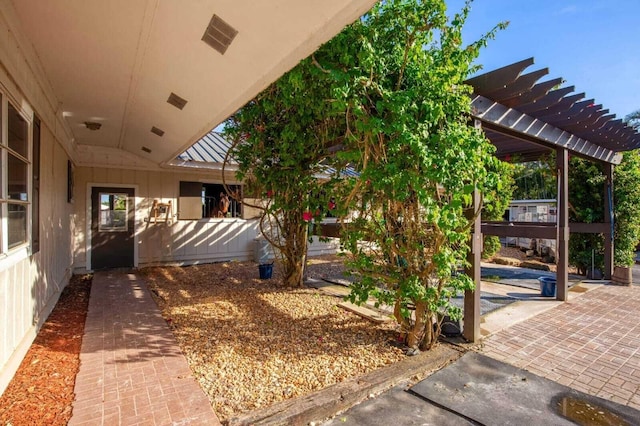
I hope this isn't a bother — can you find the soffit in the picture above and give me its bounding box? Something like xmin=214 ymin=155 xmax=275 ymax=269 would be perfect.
xmin=10 ymin=0 xmax=376 ymax=165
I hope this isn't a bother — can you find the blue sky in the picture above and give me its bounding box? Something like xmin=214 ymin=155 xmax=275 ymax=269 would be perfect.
xmin=215 ymin=1 xmax=639 ymax=132
xmin=449 ymin=0 xmax=640 ymax=119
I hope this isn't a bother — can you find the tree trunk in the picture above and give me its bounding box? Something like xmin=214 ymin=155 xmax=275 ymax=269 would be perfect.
xmin=393 ymin=299 xmax=411 ymax=342
xmin=407 ymin=301 xmax=428 ymax=349
xmin=282 ymin=216 xmax=308 ymax=287
xmin=420 ymin=311 xmax=437 ymax=351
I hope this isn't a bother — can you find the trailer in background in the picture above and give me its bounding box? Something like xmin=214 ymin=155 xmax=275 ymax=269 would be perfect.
xmin=504 ymin=199 xmax=557 ymax=260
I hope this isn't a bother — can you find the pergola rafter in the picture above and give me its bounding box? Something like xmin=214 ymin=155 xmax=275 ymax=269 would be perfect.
xmin=462 ymin=58 xmax=640 ymax=342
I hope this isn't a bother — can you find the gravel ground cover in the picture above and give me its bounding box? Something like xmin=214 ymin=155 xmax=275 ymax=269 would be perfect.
xmin=141 ymin=256 xmax=405 ymax=422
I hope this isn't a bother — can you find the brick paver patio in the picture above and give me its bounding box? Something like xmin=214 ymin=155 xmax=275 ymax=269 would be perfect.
xmin=69 ymin=271 xmax=220 ymax=426
xmin=481 ymin=284 xmax=640 ymax=410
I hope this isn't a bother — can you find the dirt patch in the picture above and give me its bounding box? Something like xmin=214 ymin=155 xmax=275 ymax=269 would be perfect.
xmin=489 ymin=246 xmax=566 ymax=273
xmin=141 ymin=257 xmax=405 ymax=423
xmin=0 ymin=274 xmax=92 ymax=426
xmin=494 ymin=246 xmax=528 ymax=262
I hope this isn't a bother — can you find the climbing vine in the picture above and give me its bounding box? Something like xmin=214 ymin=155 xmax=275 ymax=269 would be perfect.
xmin=226 ymin=0 xmax=507 ymax=351
xmin=224 ymin=62 xmax=342 ymax=287
xmin=319 ymin=0 xmax=506 ymax=350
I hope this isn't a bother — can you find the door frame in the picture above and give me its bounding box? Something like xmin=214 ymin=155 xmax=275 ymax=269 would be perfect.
xmin=86 ymin=182 xmax=139 ymax=271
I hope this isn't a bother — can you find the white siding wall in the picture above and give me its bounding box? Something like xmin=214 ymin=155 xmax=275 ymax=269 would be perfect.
xmin=0 ymin=2 xmax=73 ymax=393
xmin=0 ymin=4 xmax=75 ymax=396
xmin=0 ymin=121 xmax=73 ymax=396
xmin=74 ymin=166 xmax=339 ymax=269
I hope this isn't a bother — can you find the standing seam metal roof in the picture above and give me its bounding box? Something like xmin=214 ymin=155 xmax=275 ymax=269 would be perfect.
xmin=177 ymin=131 xmax=236 ymax=164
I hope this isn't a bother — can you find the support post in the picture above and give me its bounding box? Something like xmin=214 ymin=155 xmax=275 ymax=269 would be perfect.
xmin=603 ymin=162 xmax=614 ymax=280
xmin=463 ymin=187 xmax=482 ymax=342
xmin=556 ymin=148 xmax=569 ymax=301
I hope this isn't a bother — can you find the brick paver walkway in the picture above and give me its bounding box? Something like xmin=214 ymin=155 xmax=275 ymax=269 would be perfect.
xmin=481 ymin=284 xmax=640 ymax=410
xmin=69 ymin=271 xmax=220 ymax=425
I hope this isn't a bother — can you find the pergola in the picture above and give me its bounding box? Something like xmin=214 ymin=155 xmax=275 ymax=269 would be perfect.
xmin=463 ymin=58 xmax=640 ymax=342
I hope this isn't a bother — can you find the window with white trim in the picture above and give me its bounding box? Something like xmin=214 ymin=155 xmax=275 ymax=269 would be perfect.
xmin=1 ymin=94 xmax=33 ymax=254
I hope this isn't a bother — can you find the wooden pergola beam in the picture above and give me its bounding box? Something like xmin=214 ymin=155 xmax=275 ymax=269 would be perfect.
xmin=471 ymin=94 xmax=623 ymax=165
xmin=557 ymin=148 xmax=569 ymax=301
xmin=482 ymin=221 xmax=611 ymax=236
xmin=463 ymin=187 xmax=482 ymax=343
xmin=604 ymin=163 xmax=614 ymax=279
xmin=481 ymin=222 xmax=557 ymax=239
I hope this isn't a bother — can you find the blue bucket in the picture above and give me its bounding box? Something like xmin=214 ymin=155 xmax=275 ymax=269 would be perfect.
xmin=258 ymin=263 xmax=273 ymax=280
xmin=538 ymin=276 xmax=557 ymax=297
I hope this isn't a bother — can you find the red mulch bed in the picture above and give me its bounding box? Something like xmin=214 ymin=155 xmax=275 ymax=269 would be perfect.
xmin=0 ymin=274 xmax=91 ymax=426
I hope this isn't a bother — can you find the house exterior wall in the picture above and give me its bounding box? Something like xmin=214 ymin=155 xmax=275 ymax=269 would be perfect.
xmin=73 ymin=166 xmax=339 ymax=270
xmin=0 ymin=65 xmax=74 ymax=396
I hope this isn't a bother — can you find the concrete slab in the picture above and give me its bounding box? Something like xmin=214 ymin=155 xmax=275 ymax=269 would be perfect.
xmin=306 ymin=278 xmax=351 ymax=297
xmin=481 ymin=263 xmax=582 ymax=291
xmin=480 ymin=280 xmax=546 ymax=299
xmin=410 ymin=352 xmax=640 ymax=426
xmin=321 ymin=384 xmax=474 ymax=426
xmin=229 ymin=345 xmax=462 ymax=426
xmin=450 ymin=291 xmax=517 ymax=317
xmin=479 ymin=281 xmax=603 ymax=337
xmin=480 ymin=298 xmax=562 ymax=337
xmin=338 ymin=301 xmax=392 ymax=323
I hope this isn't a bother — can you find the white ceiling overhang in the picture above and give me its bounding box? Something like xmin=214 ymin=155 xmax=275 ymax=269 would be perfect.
xmin=10 ymin=0 xmax=376 ymax=167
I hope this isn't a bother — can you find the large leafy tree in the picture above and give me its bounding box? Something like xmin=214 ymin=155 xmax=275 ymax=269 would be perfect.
xmin=568 ymin=150 xmax=640 ymax=272
xmin=613 ymin=149 xmax=640 ymax=266
xmin=226 ymin=0 xmax=506 ymax=350
xmin=625 ymin=109 xmax=640 ymax=131
xmin=569 ymin=112 xmax=640 ymax=271
xmin=511 ymin=158 xmax=556 ymax=201
xmin=482 ymin=159 xmax=515 ymax=259
xmin=224 ymin=63 xmax=341 ymax=287
xmin=318 ymin=0 xmax=506 ymax=350
xmin=567 ymin=157 xmax=606 ymax=274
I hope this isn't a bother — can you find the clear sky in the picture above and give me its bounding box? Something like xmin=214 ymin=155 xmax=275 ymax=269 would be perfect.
xmin=448 ymin=0 xmax=640 ymax=119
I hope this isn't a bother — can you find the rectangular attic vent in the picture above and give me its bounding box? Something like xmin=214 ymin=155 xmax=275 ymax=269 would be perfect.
xmin=151 ymin=126 xmax=165 ymax=137
xmin=141 ymin=146 xmax=152 ymax=153
xmin=167 ymin=92 xmax=188 ymax=110
xmin=202 ymin=14 xmax=238 ymax=55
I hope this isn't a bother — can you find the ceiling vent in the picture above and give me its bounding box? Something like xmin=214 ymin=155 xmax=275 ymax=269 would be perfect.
xmin=84 ymin=121 xmax=101 ymax=131
xmin=202 ymin=14 xmax=238 ymax=55
xmin=167 ymin=92 xmax=188 ymax=110
xmin=141 ymin=146 xmax=152 ymax=154
xmin=151 ymin=126 xmax=165 ymax=137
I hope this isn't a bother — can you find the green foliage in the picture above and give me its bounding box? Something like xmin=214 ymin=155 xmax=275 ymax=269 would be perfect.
xmin=225 ymin=0 xmax=508 ymax=348
xmin=481 ymin=159 xmax=515 ymax=258
xmin=315 ymin=0 xmax=506 ymax=350
xmin=568 ymin=151 xmax=640 ymax=270
xmin=511 ymin=158 xmax=556 ymax=200
xmin=224 ymin=60 xmax=341 ymax=287
xmin=625 ymin=109 xmax=640 ymax=131
xmin=613 ymin=149 xmax=640 ymax=266
xmin=568 ymin=157 xmax=605 ymax=274
xmin=482 ymin=236 xmax=502 ymax=259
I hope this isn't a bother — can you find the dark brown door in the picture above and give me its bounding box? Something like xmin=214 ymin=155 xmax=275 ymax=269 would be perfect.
xmin=91 ymin=187 xmax=135 ymax=270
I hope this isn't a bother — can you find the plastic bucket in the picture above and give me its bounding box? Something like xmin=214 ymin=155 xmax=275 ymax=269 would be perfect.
xmin=258 ymin=263 xmax=273 ymax=280
xmin=538 ymin=276 xmax=557 ymax=297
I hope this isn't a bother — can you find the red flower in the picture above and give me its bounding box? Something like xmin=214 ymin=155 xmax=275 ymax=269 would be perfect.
xmin=266 ymin=190 xmax=274 ymax=198
xmin=302 ymin=211 xmax=313 ymax=222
